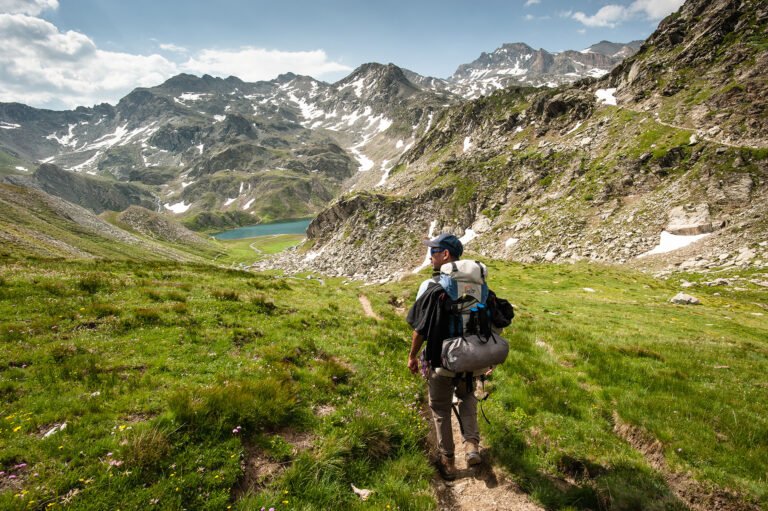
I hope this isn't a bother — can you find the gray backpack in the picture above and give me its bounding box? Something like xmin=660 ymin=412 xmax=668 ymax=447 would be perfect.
xmin=437 ymin=260 xmax=509 ymax=375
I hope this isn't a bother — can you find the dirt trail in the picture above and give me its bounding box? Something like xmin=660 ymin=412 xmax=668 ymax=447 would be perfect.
xmin=358 ymin=294 xmax=382 ymax=320
xmin=431 ymin=409 xmax=544 ymax=511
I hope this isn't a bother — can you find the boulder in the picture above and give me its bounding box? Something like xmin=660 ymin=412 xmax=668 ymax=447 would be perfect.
xmin=666 ymin=203 xmax=714 ymax=235
xmin=670 ymin=292 xmax=701 ymax=305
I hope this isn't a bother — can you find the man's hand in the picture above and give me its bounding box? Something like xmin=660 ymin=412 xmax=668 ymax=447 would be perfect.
xmin=407 ymin=356 xmax=419 ymax=374
xmin=408 ymin=331 xmax=424 ymax=375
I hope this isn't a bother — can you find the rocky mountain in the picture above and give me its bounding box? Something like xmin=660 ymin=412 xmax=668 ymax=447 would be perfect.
xmin=0 ymin=39 xmax=643 ymax=231
xmin=261 ymin=0 xmax=767 ymax=280
xmin=0 ymin=64 xmax=456 ymax=229
xmin=446 ymin=40 xmax=644 ymax=99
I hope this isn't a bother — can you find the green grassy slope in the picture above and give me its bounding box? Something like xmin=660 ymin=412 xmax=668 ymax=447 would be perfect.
xmin=0 ymin=254 xmax=766 ymax=510
xmin=0 ymin=184 xmax=220 ymax=263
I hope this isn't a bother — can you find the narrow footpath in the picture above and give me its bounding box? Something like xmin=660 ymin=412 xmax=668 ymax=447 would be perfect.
xmin=430 ymin=405 xmax=544 ymax=510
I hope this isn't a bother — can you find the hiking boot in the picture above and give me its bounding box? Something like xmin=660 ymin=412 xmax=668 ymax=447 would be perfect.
xmin=437 ymin=454 xmax=457 ymax=481
xmin=465 ymin=441 xmax=482 ymax=466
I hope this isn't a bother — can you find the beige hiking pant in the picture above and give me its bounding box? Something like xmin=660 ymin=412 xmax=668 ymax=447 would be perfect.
xmin=428 ymin=369 xmax=479 ymax=457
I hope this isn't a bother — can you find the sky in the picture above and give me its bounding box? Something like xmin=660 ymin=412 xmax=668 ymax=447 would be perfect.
xmin=0 ymin=0 xmax=685 ymax=110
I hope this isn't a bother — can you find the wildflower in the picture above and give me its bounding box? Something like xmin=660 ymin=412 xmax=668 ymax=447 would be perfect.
xmin=232 ymin=425 xmax=242 ymax=435
xmin=13 ymin=426 xmax=21 ymax=432
xmin=282 ymin=500 xmax=288 ymax=504
xmin=14 ymin=463 xmax=27 ymax=470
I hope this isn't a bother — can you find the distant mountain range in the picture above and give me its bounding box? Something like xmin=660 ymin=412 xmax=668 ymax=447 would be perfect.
xmin=0 ymin=40 xmax=642 ymax=230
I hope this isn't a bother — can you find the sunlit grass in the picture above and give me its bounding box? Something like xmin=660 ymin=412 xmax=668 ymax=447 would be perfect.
xmin=0 ymin=256 xmax=766 ymax=509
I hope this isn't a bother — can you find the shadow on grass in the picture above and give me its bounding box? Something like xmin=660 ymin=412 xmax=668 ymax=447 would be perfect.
xmin=487 ymin=430 xmax=690 ymax=511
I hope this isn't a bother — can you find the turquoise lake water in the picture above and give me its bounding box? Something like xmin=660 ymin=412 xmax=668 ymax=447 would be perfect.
xmin=212 ymin=219 xmax=312 ymax=240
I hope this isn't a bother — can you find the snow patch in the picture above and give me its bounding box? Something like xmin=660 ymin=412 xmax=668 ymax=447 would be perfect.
xmin=638 ymin=231 xmax=711 ymax=257
xmin=1 ymin=121 xmax=21 ymax=130
xmin=459 ymin=228 xmax=477 ymax=246
xmin=505 ymin=237 xmax=519 ymax=248
xmin=349 ymin=146 xmax=374 ymax=172
xmin=595 ymin=88 xmax=617 ymax=106
xmin=45 ymin=123 xmax=78 ymax=147
xmin=376 ymin=160 xmax=393 ymax=187
xmin=196 ymin=143 xmax=204 ymax=155
xmin=224 ymin=198 xmax=236 ymax=206
xmin=164 ymin=201 xmax=191 ymax=214
xmin=413 ymin=220 xmax=439 ymax=274
xmin=15 ymin=166 xmax=28 ymax=172
xmin=214 ymin=115 xmax=226 ymax=122
xmin=181 ymin=181 xmax=195 ymax=188
xmin=463 ymin=136 xmax=472 ymax=153
xmin=396 ymin=139 xmax=404 ymax=149
xmin=242 ymin=198 xmax=255 ymax=210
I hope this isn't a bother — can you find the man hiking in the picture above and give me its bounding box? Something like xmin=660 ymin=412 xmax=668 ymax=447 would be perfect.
xmin=406 ymin=233 xmax=482 ymax=480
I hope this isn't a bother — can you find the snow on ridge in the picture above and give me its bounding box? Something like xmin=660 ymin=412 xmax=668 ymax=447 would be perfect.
xmin=587 ymin=68 xmax=609 ymax=78
xmin=69 ymin=151 xmax=102 ymax=172
xmin=164 ymin=201 xmax=191 ymax=214
xmin=178 ymin=92 xmax=208 ymax=101
xmin=595 ymin=88 xmax=617 ymax=106
xmin=424 ymin=112 xmax=435 ymax=134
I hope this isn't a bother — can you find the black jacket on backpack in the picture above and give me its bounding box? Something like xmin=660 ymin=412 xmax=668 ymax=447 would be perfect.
xmin=407 ymin=283 xmax=513 ymax=369
xmin=407 ymin=282 xmax=451 ymax=368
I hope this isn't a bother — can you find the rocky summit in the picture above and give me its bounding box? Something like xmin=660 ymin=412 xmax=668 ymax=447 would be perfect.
xmin=261 ymin=0 xmax=767 ymax=281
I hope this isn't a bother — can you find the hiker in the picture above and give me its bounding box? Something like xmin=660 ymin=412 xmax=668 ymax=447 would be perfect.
xmin=406 ymin=233 xmax=484 ymax=480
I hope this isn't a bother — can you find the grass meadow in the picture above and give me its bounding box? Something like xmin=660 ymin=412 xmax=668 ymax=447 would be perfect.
xmin=0 ymin=250 xmax=766 ymax=510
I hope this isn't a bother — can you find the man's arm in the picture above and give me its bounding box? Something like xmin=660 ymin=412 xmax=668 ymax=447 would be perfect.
xmin=407 ymin=330 xmax=424 ymax=374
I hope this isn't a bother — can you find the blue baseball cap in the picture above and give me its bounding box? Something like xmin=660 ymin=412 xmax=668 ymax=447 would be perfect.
xmin=423 ymin=233 xmax=463 ymax=258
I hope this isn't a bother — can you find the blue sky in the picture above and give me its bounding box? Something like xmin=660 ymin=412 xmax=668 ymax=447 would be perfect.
xmin=0 ymin=0 xmax=684 ymax=110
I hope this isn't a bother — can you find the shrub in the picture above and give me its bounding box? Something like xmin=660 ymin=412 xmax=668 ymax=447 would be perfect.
xmin=121 ymin=424 xmax=171 ymax=474
xmin=133 ymin=308 xmax=162 ymax=325
xmin=212 ymin=289 xmax=239 ymax=301
xmin=88 ymin=302 xmax=120 ymax=318
xmin=251 ymin=294 xmax=277 ymax=315
xmin=78 ymin=274 xmax=109 ymax=294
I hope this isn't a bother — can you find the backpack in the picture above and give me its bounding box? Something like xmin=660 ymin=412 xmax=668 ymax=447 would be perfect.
xmin=437 ymin=260 xmax=510 ymax=374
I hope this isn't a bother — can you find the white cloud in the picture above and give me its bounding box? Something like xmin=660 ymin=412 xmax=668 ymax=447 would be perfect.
xmin=181 ymin=47 xmax=351 ymax=82
xmin=0 ymin=14 xmax=350 ymax=109
xmin=0 ymin=13 xmax=176 ymax=108
xmin=524 ymin=0 xmax=541 ymax=6
xmin=0 ymin=0 xmax=57 ymax=15
xmin=572 ymin=0 xmax=684 ymax=28
xmin=159 ymin=43 xmax=188 ymax=54
xmin=631 ymin=0 xmax=685 ymax=19
xmin=524 ymin=14 xmax=535 ymax=20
